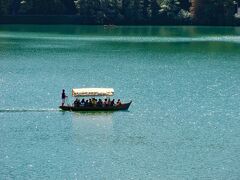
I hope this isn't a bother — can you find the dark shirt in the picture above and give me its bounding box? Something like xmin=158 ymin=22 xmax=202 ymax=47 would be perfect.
xmin=111 ymin=101 xmax=115 ymax=106
xmin=85 ymin=102 xmax=89 ymax=107
xmin=62 ymin=92 xmax=66 ymax=99
xmin=97 ymin=101 xmax=102 ymax=107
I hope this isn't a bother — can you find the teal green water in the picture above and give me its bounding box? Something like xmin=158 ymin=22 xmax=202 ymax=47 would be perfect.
xmin=0 ymin=25 xmax=240 ymax=179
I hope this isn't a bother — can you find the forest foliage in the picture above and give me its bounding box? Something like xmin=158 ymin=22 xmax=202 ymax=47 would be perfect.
xmin=0 ymin=0 xmax=239 ymax=25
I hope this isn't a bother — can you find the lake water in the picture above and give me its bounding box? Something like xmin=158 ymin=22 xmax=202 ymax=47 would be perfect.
xmin=0 ymin=25 xmax=240 ymax=179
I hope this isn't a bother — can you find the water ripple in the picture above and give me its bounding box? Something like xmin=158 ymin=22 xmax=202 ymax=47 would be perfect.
xmin=1 ymin=33 xmax=240 ymax=43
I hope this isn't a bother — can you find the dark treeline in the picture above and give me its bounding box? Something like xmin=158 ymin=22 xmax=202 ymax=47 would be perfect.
xmin=0 ymin=0 xmax=239 ymax=25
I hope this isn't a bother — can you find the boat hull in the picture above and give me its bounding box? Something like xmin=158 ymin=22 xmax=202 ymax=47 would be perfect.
xmin=59 ymin=101 xmax=132 ymax=111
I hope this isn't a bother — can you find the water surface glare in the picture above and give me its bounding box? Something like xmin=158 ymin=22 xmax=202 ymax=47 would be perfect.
xmin=0 ymin=25 xmax=240 ymax=179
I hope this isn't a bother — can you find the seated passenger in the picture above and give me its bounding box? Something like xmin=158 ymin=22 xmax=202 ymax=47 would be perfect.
xmin=103 ymin=99 xmax=108 ymax=107
xmin=116 ymin=99 xmax=122 ymax=106
xmin=111 ymin=99 xmax=115 ymax=106
xmin=77 ymin=98 xmax=80 ymax=107
xmin=108 ymin=98 xmax=111 ymax=106
xmin=74 ymin=98 xmax=80 ymax=107
xmin=89 ymin=99 xmax=93 ymax=107
xmin=92 ymin=98 xmax=97 ymax=107
xmin=97 ymin=99 xmax=102 ymax=107
xmin=73 ymin=99 xmax=77 ymax=107
xmin=81 ymin=98 xmax=85 ymax=105
xmin=85 ymin=100 xmax=89 ymax=107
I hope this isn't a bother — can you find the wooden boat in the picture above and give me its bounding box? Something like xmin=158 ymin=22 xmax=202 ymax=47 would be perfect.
xmin=59 ymin=102 xmax=132 ymax=111
xmin=59 ymin=88 xmax=132 ymax=112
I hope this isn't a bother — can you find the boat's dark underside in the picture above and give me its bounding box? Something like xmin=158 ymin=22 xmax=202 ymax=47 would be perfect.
xmin=59 ymin=102 xmax=132 ymax=111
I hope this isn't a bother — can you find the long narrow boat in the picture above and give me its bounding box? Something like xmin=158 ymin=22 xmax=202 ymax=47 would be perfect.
xmin=59 ymin=102 xmax=132 ymax=111
xmin=59 ymin=88 xmax=132 ymax=112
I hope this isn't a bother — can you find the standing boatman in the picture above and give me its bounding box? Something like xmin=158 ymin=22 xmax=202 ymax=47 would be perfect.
xmin=61 ymin=89 xmax=68 ymax=106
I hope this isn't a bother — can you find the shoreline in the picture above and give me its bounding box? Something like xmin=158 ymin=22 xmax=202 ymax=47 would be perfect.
xmin=0 ymin=15 xmax=239 ymax=26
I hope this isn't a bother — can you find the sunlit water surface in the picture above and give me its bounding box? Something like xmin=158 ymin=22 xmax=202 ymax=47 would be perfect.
xmin=0 ymin=25 xmax=240 ymax=179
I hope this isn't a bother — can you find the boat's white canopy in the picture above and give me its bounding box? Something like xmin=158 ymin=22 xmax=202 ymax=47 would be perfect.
xmin=72 ymin=88 xmax=114 ymax=97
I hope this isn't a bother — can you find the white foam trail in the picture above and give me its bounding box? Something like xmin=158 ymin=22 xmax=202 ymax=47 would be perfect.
xmin=0 ymin=109 xmax=60 ymax=113
xmin=0 ymin=34 xmax=240 ymax=43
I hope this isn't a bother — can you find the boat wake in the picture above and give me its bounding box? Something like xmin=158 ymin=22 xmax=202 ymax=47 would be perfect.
xmin=0 ymin=108 xmax=60 ymax=113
